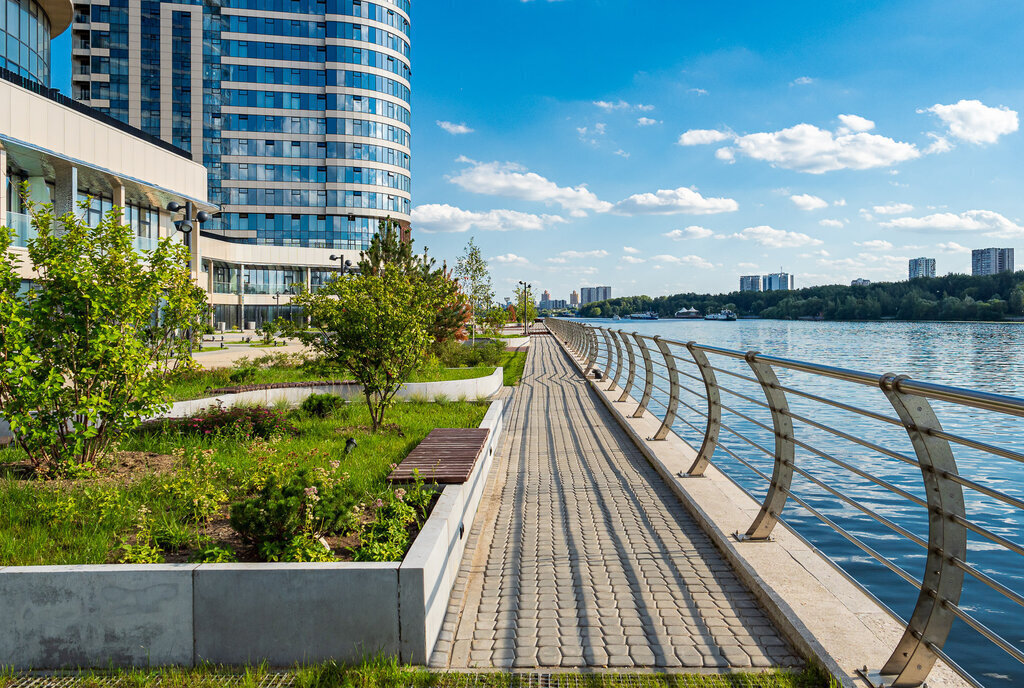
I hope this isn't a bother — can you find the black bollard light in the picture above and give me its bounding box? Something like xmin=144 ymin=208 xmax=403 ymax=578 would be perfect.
xmin=345 ymin=438 xmax=358 ymax=454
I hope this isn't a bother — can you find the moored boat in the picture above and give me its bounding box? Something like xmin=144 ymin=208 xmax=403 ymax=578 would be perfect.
xmin=704 ymin=310 xmax=737 ymax=321
xmin=626 ymin=311 xmax=660 ymax=320
xmin=673 ymin=307 xmax=701 ymax=319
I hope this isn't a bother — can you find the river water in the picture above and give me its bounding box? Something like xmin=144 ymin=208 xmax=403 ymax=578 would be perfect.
xmin=579 ymin=318 xmax=1024 ymax=686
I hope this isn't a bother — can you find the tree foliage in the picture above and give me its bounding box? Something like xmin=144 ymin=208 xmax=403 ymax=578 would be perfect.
xmin=454 ymin=238 xmax=494 ymax=341
xmin=512 ymin=285 xmax=538 ymax=326
xmin=293 ymin=264 xmax=433 ymax=431
xmin=576 ymin=272 xmax=1024 ymax=322
xmin=0 ymin=200 xmax=208 ymax=475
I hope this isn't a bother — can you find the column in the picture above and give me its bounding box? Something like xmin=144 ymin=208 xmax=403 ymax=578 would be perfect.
xmin=238 ymin=263 xmax=245 ymax=330
xmin=53 ymin=165 xmax=79 ymax=218
xmin=111 ymin=181 xmax=126 ymax=224
xmin=0 ymin=144 xmax=7 ymax=222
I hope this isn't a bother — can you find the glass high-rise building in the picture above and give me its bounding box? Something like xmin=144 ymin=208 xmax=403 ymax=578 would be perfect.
xmin=70 ymin=0 xmax=412 ymax=251
xmin=971 ymin=248 xmax=1014 ymax=277
xmin=0 ymin=0 xmax=68 ymax=84
xmin=908 ymin=257 xmax=936 ymax=280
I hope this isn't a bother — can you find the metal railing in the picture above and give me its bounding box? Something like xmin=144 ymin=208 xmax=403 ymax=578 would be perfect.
xmin=546 ymin=318 xmax=1024 ymax=688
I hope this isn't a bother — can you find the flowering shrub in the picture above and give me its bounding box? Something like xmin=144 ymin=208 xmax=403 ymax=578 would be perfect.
xmin=229 ymin=462 xmax=356 ymax=556
xmin=165 ymin=404 xmax=295 ymax=441
xmin=352 ymin=471 xmax=436 ymax=562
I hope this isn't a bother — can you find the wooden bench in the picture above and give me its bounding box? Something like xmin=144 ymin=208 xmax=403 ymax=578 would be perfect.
xmin=387 ymin=428 xmax=490 ymax=484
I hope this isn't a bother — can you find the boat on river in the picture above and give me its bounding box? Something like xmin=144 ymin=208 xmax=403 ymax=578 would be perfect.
xmin=626 ymin=311 xmax=659 ymax=320
xmin=674 ymin=307 xmax=701 ymax=319
xmin=704 ymin=310 xmax=737 ymax=321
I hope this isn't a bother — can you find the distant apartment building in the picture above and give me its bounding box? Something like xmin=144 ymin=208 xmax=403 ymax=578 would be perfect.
xmin=580 ymin=286 xmax=612 ymax=304
xmin=851 ymin=278 xmax=872 ymax=287
xmin=539 ymin=299 xmax=567 ymax=310
xmin=541 ymin=289 xmax=551 ymax=302
xmin=762 ymin=272 xmax=794 ymax=291
xmin=972 ymin=248 xmax=1014 ymax=276
xmin=739 ymin=275 xmax=762 ymax=292
xmin=570 ymin=290 xmax=579 ymax=306
xmin=908 ymin=257 xmax=936 ymax=280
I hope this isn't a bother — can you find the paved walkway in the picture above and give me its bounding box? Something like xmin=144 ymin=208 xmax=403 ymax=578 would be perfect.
xmin=431 ymin=336 xmax=801 ymax=670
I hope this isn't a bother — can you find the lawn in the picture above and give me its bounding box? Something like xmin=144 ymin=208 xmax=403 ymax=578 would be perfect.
xmin=0 ymin=400 xmax=488 ymax=566
xmin=0 ymin=661 xmax=838 ymax=688
xmin=498 ymin=351 xmax=527 ymax=386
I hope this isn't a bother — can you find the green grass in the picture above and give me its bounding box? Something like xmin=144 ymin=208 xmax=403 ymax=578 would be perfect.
xmin=407 ymin=367 xmax=496 ymax=383
xmin=498 ymin=351 xmax=527 ymax=386
xmin=0 ymin=401 xmax=487 ymax=566
xmin=250 ymin=342 xmax=289 ymax=348
xmin=0 ymin=660 xmax=837 ymax=688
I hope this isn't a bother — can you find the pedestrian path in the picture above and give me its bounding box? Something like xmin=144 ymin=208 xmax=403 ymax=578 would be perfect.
xmin=430 ymin=336 xmax=802 ymax=670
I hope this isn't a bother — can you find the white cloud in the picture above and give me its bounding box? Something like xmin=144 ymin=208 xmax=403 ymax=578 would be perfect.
xmin=436 ymin=120 xmax=474 ymax=135
xmin=856 ymin=239 xmax=895 ymax=250
xmin=594 ymin=122 xmax=607 ymax=135
xmin=545 ymin=257 xmax=568 ymax=264
xmin=665 ymin=226 xmax=714 ymax=240
xmin=678 ymin=129 xmax=731 ymax=146
xmin=923 ymin=99 xmax=1019 ymax=144
xmin=925 ymin=134 xmax=953 ymax=154
xmin=880 ymin=210 xmax=1024 ymax=238
xmin=637 ymin=117 xmax=661 ymax=127
xmin=622 ymin=256 xmax=646 ymax=264
xmin=449 ymin=157 xmax=612 ymax=217
xmin=730 ymin=225 xmax=824 ymax=248
xmin=651 ymin=254 xmax=715 ymax=269
xmin=738 ymin=262 xmax=759 ymax=270
xmin=688 ymin=88 xmax=709 ymax=96
xmin=559 ymin=249 xmax=609 ymax=259
xmin=623 ymin=246 xmax=640 ymax=254
xmin=612 ymin=187 xmax=738 ymax=216
xmin=937 ymin=241 xmax=971 ymax=254
xmin=729 ymin=123 xmax=920 ymax=173
xmin=792 ymin=76 xmax=815 ymax=85
xmin=411 ymin=204 xmax=566 ymax=233
xmin=834 ymin=198 xmax=847 ymax=206
xmin=790 ymin=193 xmax=829 ymax=211
xmin=613 ymin=149 xmax=631 ymax=158
xmin=715 ymin=147 xmax=736 ymax=163
xmin=594 ymin=100 xmax=654 ymax=112
xmin=819 ymin=219 xmax=845 ymax=228
xmin=872 ymin=202 xmax=914 ymax=215
xmin=837 ymin=114 xmax=875 ymax=133
xmin=491 ymin=253 xmax=529 ymax=265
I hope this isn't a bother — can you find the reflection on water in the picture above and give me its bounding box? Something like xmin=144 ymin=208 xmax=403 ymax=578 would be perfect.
xmin=582 ymin=319 xmax=1024 ymax=686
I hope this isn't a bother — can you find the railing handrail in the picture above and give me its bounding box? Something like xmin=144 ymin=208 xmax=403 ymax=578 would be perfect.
xmin=545 ymin=317 xmax=1024 ymax=688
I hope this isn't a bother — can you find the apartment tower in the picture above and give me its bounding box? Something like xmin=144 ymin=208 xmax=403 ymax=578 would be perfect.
xmin=971 ymin=248 xmax=1014 ymax=277
xmin=908 ymin=257 xmax=936 ymax=280
xmin=70 ymin=0 xmax=412 ymax=251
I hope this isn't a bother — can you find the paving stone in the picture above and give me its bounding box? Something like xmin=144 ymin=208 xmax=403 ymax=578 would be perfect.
xmin=432 ymin=338 xmax=800 ymax=671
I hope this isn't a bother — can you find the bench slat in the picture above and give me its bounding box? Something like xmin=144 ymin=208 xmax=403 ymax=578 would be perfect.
xmin=388 ymin=428 xmax=490 ymax=484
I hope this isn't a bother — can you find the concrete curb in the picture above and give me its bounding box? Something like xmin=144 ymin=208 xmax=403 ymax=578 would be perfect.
xmin=0 ymin=400 xmax=505 ymax=669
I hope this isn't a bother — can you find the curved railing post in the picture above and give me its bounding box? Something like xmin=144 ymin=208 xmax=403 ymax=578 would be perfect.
xmin=743 ymin=352 xmax=795 ymax=541
xmin=653 ymin=337 xmax=680 ymax=440
xmin=617 ymin=331 xmax=637 ymax=402
xmin=631 ymin=333 xmax=655 ymax=418
xmin=685 ymin=342 xmax=722 ymax=476
xmin=876 ymin=374 xmax=967 ymax=688
xmin=584 ymin=326 xmax=598 ymax=373
xmin=608 ymin=329 xmax=624 ymax=391
xmin=599 ymin=328 xmax=615 ymax=381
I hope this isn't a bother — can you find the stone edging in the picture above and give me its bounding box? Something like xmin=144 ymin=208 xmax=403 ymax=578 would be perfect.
xmin=0 ymin=400 xmax=505 ymax=669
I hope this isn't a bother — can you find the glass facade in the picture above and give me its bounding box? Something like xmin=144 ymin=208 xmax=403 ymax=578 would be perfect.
xmin=73 ymin=0 xmax=412 ymax=251
xmin=0 ymin=0 xmax=52 ymax=84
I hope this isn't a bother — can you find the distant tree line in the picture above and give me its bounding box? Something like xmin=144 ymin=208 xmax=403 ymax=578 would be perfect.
xmin=576 ymin=272 xmax=1024 ymax=322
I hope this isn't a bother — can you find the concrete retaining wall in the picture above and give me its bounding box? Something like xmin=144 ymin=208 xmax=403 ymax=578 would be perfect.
xmin=0 ymin=399 xmax=505 ymax=669
xmin=162 ymin=367 xmax=503 ymax=419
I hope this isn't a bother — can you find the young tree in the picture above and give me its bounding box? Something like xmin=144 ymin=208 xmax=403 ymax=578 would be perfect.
xmin=454 ymin=238 xmax=494 ymax=342
xmin=512 ymin=284 xmax=538 ymax=331
xmin=358 ymin=216 xmax=416 ymax=276
xmin=292 ymin=264 xmax=434 ymax=431
xmin=0 ymin=201 xmax=207 ymax=475
xmin=481 ymin=306 xmax=509 ymax=336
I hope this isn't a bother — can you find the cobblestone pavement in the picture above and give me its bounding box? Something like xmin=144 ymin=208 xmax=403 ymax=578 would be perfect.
xmin=431 ymin=336 xmax=802 ymax=671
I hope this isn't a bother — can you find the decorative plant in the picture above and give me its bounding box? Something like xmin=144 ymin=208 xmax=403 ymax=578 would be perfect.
xmin=0 ymin=195 xmax=207 ymax=476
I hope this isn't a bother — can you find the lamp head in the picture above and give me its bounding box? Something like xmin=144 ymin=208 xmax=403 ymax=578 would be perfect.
xmin=196 ymin=211 xmax=211 ymax=223
xmin=166 ymin=201 xmax=183 ymax=213
xmin=329 ymin=254 xmax=339 ymax=261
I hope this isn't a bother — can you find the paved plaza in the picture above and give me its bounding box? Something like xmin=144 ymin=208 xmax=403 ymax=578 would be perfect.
xmin=431 ymin=336 xmax=801 ymax=670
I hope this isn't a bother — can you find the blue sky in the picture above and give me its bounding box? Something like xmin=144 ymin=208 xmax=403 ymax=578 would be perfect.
xmin=53 ymin=1 xmax=1024 ymax=303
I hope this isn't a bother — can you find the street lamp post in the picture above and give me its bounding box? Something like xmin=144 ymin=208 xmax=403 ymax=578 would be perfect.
xmin=329 ymin=254 xmax=356 ymax=277
xmin=518 ymin=280 xmax=531 ymax=335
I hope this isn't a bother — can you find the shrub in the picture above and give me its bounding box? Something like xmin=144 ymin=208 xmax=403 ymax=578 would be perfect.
xmin=117 ymin=506 xmax=163 ymax=564
xmin=229 ymin=464 xmax=356 ymax=555
xmin=160 ymin=447 xmax=227 ymax=523
xmin=168 ymin=404 xmax=295 ymax=441
xmin=300 ymin=393 xmax=346 ymax=418
xmin=189 ymin=543 xmax=239 ymax=563
xmin=260 ymin=534 xmax=335 ymax=563
xmin=228 ymin=357 xmax=259 ymax=384
xmin=351 ymin=473 xmax=435 ymax=562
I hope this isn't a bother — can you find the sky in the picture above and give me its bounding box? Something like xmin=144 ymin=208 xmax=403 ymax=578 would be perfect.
xmin=52 ymin=1 xmax=1024 ymax=303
